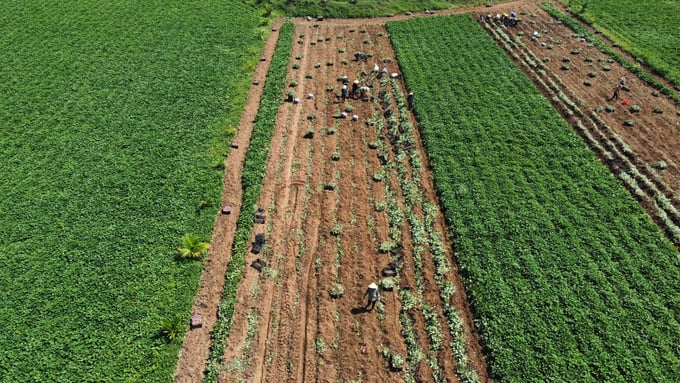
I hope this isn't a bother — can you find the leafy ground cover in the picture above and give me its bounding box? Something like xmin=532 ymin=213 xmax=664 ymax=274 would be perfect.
xmin=557 ymin=0 xmax=680 ymax=86
xmin=388 ymin=14 xmax=680 ymax=382
xmin=0 ymin=1 xmax=265 ymax=381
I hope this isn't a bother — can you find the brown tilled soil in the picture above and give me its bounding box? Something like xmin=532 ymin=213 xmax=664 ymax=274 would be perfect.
xmin=217 ymin=20 xmax=488 ymax=383
xmin=176 ymin=1 xmax=680 ymax=382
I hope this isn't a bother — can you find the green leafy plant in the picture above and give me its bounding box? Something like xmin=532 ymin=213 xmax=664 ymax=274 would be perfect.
xmin=177 ymin=234 xmax=209 ymax=260
xmin=328 ymin=283 xmax=344 ymax=298
xmin=160 ymin=315 xmax=184 ymax=343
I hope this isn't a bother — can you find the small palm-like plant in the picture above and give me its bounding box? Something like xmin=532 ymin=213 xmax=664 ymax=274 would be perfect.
xmin=160 ymin=315 xmax=184 ymax=342
xmin=177 ymin=234 xmax=209 ymax=260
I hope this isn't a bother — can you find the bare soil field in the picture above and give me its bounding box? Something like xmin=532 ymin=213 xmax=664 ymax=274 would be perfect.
xmin=218 ymin=20 xmax=487 ymax=383
xmin=177 ymin=1 xmax=680 ymax=382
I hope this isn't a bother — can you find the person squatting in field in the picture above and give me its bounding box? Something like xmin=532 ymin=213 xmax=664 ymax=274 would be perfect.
xmin=363 ymin=282 xmax=380 ymax=311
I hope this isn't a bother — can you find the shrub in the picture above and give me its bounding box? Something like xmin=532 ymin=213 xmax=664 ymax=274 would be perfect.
xmin=328 ymin=283 xmax=344 ymax=298
xmin=624 ymin=119 xmax=635 ymax=126
xmin=326 ymin=61 xmax=334 ymax=66
xmin=372 ymin=172 xmax=384 ymax=182
xmin=379 ymin=241 xmax=396 ymax=253
xmin=560 ymin=64 xmax=570 ymax=71
xmin=380 ymin=278 xmax=395 ymax=291
xmin=601 ymin=65 xmax=611 ymax=71
xmin=629 ymin=105 xmax=641 ymax=113
xmin=305 ymin=72 xmax=313 ymax=79
xmin=588 ymin=71 xmax=597 ymax=78
xmin=606 ymin=105 xmax=616 ymax=112
xmin=160 ymin=315 xmax=184 ymax=342
xmin=292 ymin=63 xmax=300 ymax=69
xmin=653 ymin=161 xmax=668 ymax=170
xmin=331 ymin=151 xmax=340 ymax=160
xmin=583 ymin=80 xmax=592 ymax=86
xmin=585 ymin=57 xmax=593 ymax=62
xmin=390 ymin=354 xmax=404 ymax=371
xmin=314 ymin=62 xmax=321 ymax=68
xmin=561 ymin=57 xmax=571 ymax=63
xmin=374 ymin=201 xmax=386 ymax=212
xmin=289 ymin=79 xmax=298 ymax=87
xmin=652 ymin=107 xmax=663 ymax=114
xmin=330 ymin=224 xmax=343 ymax=236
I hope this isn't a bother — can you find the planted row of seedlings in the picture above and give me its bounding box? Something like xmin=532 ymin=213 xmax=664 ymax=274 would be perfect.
xmin=482 ymin=19 xmax=680 ymax=245
xmin=367 ymin=70 xmax=482 ymax=382
xmin=387 ymin=77 xmax=481 ymax=383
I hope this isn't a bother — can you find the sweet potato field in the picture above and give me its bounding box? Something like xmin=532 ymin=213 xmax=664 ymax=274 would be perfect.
xmin=4 ymin=1 xmax=680 ymax=382
xmin=388 ymin=14 xmax=680 ymax=382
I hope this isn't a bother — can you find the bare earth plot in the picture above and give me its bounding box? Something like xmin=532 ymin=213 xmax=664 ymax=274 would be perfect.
xmin=218 ymin=21 xmax=487 ymax=383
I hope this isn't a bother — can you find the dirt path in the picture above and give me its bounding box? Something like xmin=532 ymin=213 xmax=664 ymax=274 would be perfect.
xmin=174 ymin=18 xmax=283 ymax=383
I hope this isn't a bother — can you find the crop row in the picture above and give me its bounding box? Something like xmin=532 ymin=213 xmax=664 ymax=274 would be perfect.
xmin=388 ymin=14 xmax=680 ymax=382
xmin=203 ymin=21 xmax=294 ymax=383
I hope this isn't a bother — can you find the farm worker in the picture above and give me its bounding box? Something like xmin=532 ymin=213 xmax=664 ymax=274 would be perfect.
xmin=374 ymin=63 xmax=380 ymax=72
xmin=407 ymin=92 xmax=414 ymax=109
xmin=341 ymin=75 xmax=349 ymax=85
xmin=610 ymin=85 xmax=621 ymax=101
xmin=363 ymin=282 xmax=379 ymax=311
xmin=382 ymin=67 xmax=388 ymax=74
xmin=351 ymin=80 xmax=359 ymax=98
xmin=510 ymin=11 xmax=516 ymax=19
xmin=341 ymin=85 xmax=348 ymax=101
xmin=619 ymin=77 xmax=626 ymax=88
xmin=359 ymin=86 xmax=370 ymax=100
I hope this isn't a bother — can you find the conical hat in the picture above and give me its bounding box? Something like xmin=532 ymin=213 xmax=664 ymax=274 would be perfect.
xmin=368 ymin=282 xmax=378 ymax=289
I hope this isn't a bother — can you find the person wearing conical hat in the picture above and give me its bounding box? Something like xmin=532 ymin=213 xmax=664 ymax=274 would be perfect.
xmin=363 ymin=282 xmax=379 ymax=311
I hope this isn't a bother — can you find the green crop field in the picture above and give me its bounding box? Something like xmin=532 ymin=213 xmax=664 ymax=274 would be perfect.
xmin=389 ymin=14 xmax=680 ymax=382
xmin=558 ymin=0 xmax=680 ymax=86
xmin=0 ymin=1 xmax=265 ymax=381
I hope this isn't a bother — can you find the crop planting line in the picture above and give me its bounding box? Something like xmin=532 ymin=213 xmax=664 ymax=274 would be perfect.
xmin=483 ymin=20 xmax=680 ymax=246
xmin=375 ymin=77 xmax=455 ymax=381
xmin=386 ymin=76 xmax=482 ymax=382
